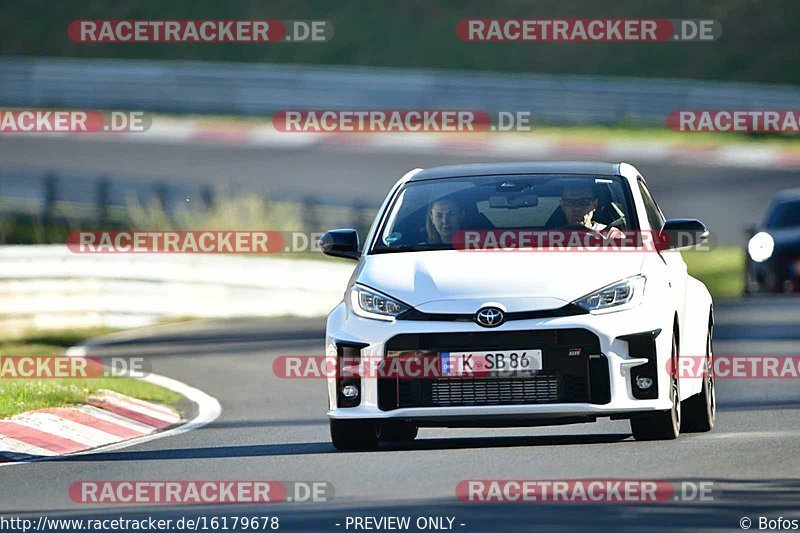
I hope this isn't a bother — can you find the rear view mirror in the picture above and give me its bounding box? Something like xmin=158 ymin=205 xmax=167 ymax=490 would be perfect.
xmin=488 ymin=193 xmax=539 ymax=209
xmin=660 ymin=219 xmax=709 ymax=250
xmin=318 ymin=229 xmax=360 ymax=260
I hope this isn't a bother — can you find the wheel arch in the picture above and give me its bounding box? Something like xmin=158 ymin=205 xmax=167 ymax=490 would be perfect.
xmin=679 ymin=276 xmax=714 ymax=399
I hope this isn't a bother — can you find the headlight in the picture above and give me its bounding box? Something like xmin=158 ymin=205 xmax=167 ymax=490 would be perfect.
xmin=573 ymin=275 xmax=646 ymax=313
xmin=748 ymin=231 xmax=774 ymax=263
xmin=349 ymin=285 xmax=410 ymax=321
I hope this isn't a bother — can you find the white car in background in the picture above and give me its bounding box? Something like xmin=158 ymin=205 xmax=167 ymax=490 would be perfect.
xmin=320 ymin=162 xmax=715 ymax=450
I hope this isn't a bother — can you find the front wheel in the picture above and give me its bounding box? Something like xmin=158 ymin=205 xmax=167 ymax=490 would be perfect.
xmin=630 ymin=334 xmax=681 ymax=441
xmin=330 ymin=419 xmax=380 ymax=451
xmin=682 ymin=319 xmax=716 ymax=432
xmin=744 ymin=268 xmax=758 ymax=296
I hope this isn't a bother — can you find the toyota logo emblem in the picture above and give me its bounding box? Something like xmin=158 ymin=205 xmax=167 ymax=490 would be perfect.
xmin=476 ymin=307 xmax=504 ymax=327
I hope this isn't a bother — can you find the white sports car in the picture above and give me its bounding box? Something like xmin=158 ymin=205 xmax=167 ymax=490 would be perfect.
xmin=320 ymin=162 xmax=715 ymax=450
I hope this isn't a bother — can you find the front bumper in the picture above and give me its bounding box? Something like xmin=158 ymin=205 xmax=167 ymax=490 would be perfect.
xmin=326 ymin=299 xmax=675 ymax=422
xmin=747 ymin=254 xmax=800 ymax=293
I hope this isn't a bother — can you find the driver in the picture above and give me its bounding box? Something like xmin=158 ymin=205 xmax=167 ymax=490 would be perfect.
xmin=560 ymin=183 xmax=624 ymax=238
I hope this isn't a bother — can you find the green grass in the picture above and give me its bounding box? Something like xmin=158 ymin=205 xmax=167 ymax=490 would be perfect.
xmin=0 ymin=331 xmax=181 ymax=419
xmin=11 ymin=327 xmax=120 ymax=347
xmin=683 ymin=245 xmax=745 ymax=300
xmin=0 ymin=376 xmax=180 ymax=419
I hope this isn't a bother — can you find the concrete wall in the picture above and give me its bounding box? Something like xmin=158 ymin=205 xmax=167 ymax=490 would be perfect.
xmin=0 ymin=245 xmax=354 ymax=336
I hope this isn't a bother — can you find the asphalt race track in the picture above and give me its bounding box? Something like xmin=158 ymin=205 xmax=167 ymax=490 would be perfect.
xmin=0 ymin=298 xmax=798 ymax=532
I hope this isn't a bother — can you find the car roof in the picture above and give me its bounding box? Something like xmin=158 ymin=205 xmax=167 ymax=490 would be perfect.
xmin=771 ymin=188 xmax=800 ymax=203
xmin=409 ymin=162 xmax=622 ymax=182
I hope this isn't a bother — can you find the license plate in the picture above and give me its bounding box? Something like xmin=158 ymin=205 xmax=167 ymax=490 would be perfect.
xmin=440 ymin=350 xmax=543 ymax=377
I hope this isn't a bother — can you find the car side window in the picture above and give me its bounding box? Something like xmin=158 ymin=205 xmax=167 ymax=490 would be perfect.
xmin=637 ymin=179 xmax=665 ymax=230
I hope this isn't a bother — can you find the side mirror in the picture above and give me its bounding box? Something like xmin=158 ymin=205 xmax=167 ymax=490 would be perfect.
xmin=659 ymin=219 xmax=709 ymax=250
xmin=318 ymin=229 xmax=360 ymax=260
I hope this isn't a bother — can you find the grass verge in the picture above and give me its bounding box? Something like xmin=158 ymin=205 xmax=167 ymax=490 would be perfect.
xmin=683 ymin=245 xmax=745 ymax=300
xmin=0 ymin=329 xmax=181 ymax=419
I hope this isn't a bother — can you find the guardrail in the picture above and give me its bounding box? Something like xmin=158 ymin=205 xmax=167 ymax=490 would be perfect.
xmin=2 ymin=57 xmax=800 ymax=125
xmin=0 ymin=245 xmax=353 ymax=336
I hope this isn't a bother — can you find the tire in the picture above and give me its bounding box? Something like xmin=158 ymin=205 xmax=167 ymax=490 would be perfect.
xmin=330 ymin=419 xmax=380 ymax=451
xmin=630 ymin=334 xmax=681 ymax=441
xmin=380 ymin=422 xmax=418 ymax=442
xmin=682 ymin=319 xmax=716 ymax=433
xmin=744 ymin=267 xmax=758 ymax=296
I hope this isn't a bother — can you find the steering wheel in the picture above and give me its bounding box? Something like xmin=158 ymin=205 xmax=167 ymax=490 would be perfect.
xmin=559 ymin=224 xmax=603 ymax=235
xmin=606 ymin=216 xmax=627 ymax=230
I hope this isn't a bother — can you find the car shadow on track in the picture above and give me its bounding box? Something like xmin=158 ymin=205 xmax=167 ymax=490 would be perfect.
xmin=202 ymin=418 xmax=329 ymax=429
xmin=61 ymin=433 xmax=632 ymax=462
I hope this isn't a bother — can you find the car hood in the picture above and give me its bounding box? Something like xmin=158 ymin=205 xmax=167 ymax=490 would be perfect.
xmin=357 ymin=251 xmax=645 ymax=312
xmin=769 ymin=227 xmax=800 ymax=252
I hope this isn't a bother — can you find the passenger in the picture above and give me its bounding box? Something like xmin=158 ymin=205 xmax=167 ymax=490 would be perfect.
xmin=425 ymin=197 xmax=465 ymax=244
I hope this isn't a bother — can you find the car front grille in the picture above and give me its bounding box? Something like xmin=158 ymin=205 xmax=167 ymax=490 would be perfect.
xmin=430 ymin=374 xmax=559 ymax=406
xmin=379 ymin=329 xmax=608 ymax=411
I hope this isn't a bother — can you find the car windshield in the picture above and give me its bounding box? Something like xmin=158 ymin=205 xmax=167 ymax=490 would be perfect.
xmin=765 ymin=199 xmax=800 ymax=229
xmin=372 ymin=174 xmax=636 ymax=253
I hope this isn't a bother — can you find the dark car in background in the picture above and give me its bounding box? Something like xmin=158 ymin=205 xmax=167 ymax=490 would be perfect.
xmin=745 ymin=188 xmax=800 ymax=294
